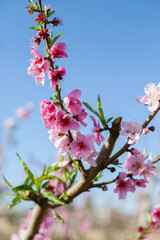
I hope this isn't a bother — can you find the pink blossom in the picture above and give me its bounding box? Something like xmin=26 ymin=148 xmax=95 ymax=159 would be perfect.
xmin=48 ymin=67 xmax=66 ymax=89
xmin=75 ymin=109 xmax=88 ymax=127
xmin=127 ymin=148 xmax=141 ymax=158
xmin=120 ymin=119 xmax=142 ymax=142
xmin=37 ymin=29 xmax=50 ymax=40
xmin=46 ymin=170 xmax=66 ymax=196
xmin=134 ymin=179 xmax=148 ymax=188
xmin=49 ymin=128 xmax=64 ymax=143
xmin=78 ymin=219 xmax=93 ymax=234
xmin=11 ymin=234 xmax=20 ymax=240
xmin=40 ymin=100 xmax=57 ymax=129
xmin=49 ymin=42 xmax=68 ymax=60
xmin=136 ymin=83 xmax=160 ymax=111
xmin=114 ymin=172 xmax=136 ymax=199
xmin=124 ymin=153 xmax=145 ymax=176
xmin=55 ymin=110 xmax=80 ymax=133
xmin=63 ymin=89 xmax=82 ymax=115
xmin=151 ymin=205 xmax=160 ymax=223
xmin=15 ymin=102 xmax=33 ymax=119
xmin=54 ymin=135 xmax=71 ymax=155
xmin=33 ymin=234 xmax=44 ymax=240
xmin=59 ymin=159 xmax=72 ymax=168
xmin=85 ymin=147 xmax=98 ymax=167
xmin=90 ymin=115 xmax=105 ymax=146
xmin=31 ymin=37 xmax=41 ymax=47
xmin=140 ymin=160 xmax=156 ymax=180
xmin=35 ymin=13 xmax=45 ymax=22
xmin=28 ymin=47 xmax=50 ymax=86
xmin=39 ymin=209 xmax=53 ymax=236
xmin=4 ymin=118 xmax=16 ymax=128
xmin=70 ymin=132 xmax=95 ymax=160
xmin=16 ymin=107 xmax=29 ymax=119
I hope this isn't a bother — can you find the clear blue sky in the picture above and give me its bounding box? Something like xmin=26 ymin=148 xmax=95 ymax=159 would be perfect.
xmin=1 ymin=0 xmax=160 ymax=212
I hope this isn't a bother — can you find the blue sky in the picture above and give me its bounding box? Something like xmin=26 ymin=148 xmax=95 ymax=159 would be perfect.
xmin=1 ymin=0 xmax=160 ymax=212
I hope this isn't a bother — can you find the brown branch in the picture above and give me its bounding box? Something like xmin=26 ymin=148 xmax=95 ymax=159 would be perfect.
xmin=152 ymin=156 xmax=160 ymax=164
xmin=89 ymin=178 xmax=117 ymax=189
xmin=107 ymin=103 xmax=160 ymax=165
xmin=28 ymin=117 xmax=121 ymax=205
xmin=78 ymin=160 xmax=87 ymax=178
xmin=23 ymin=205 xmax=48 ymax=240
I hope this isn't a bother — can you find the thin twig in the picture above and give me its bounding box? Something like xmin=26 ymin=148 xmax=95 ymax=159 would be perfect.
xmin=90 ymin=178 xmax=117 ymax=189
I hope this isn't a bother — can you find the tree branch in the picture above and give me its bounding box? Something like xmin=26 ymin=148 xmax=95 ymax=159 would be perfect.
xmin=23 ymin=205 xmax=48 ymax=240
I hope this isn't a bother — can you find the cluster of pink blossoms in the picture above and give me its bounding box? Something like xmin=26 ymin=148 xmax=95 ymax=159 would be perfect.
xmin=28 ymin=47 xmax=50 ymax=86
xmin=27 ymin=6 xmax=106 ymax=170
xmin=114 ymin=149 xmax=156 ymax=200
xmin=40 ymin=89 xmax=103 ymax=167
xmin=150 ymin=205 xmax=160 ymax=231
xmin=28 ymin=42 xmax=68 ymax=87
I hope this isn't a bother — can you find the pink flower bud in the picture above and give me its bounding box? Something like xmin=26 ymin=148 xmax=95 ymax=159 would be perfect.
xmin=142 ymin=128 xmax=149 ymax=135
xmin=27 ymin=7 xmax=34 ymax=15
xmin=128 ymin=138 xmax=136 ymax=145
xmin=102 ymin=186 xmax=108 ymax=191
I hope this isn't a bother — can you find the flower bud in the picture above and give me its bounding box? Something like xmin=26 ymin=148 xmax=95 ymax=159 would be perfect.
xmin=138 ymin=226 xmax=144 ymax=232
xmin=109 ymin=167 xmax=116 ymax=173
xmin=148 ymin=126 xmax=155 ymax=132
xmin=142 ymin=128 xmax=149 ymax=135
xmin=28 ymin=7 xmax=34 ymax=15
xmin=102 ymin=186 xmax=108 ymax=191
xmin=52 ymin=17 xmax=62 ymax=27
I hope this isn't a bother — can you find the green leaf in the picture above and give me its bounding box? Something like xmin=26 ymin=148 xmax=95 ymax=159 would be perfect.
xmin=53 ymin=211 xmax=64 ymax=223
xmin=39 ymin=175 xmax=64 ymax=183
xmin=44 ymin=4 xmax=48 ymax=16
xmin=70 ymin=169 xmax=77 ymax=185
xmin=37 ymin=22 xmax=43 ymax=30
xmin=0 ymin=193 xmax=16 ymax=196
xmin=29 ymin=0 xmax=38 ymax=9
xmin=8 ymin=195 xmax=23 ymax=209
xmin=16 ymin=153 xmax=35 ymax=182
xmin=44 ymin=162 xmax=60 ymax=175
xmin=82 ymin=102 xmax=100 ymax=118
xmin=97 ymin=95 xmax=105 ymax=120
xmin=3 ymin=176 xmax=13 ymax=188
xmin=24 ymin=177 xmax=31 ymax=185
xmin=143 ymin=147 xmax=146 ymax=156
xmin=94 ymin=171 xmax=103 ymax=181
xmin=52 ymin=32 xmax=63 ymax=45
xmin=107 ymin=117 xmax=113 ymax=123
xmin=29 ymin=26 xmax=40 ymax=30
xmin=42 ymin=191 xmax=68 ymax=206
xmin=50 ymin=29 xmax=53 ymax=41
xmin=97 ymin=95 xmax=107 ymax=126
xmin=47 ymin=10 xmax=56 ymax=19
xmin=147 ymin=212 xmax=152 ymax=223
xmin=44 ymin=43 xmax=50 ymax=56
xmin=41 ymin=181 xmax=49 ymax=189
xmin=12 ymin=184 xmax=33 ymax=192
